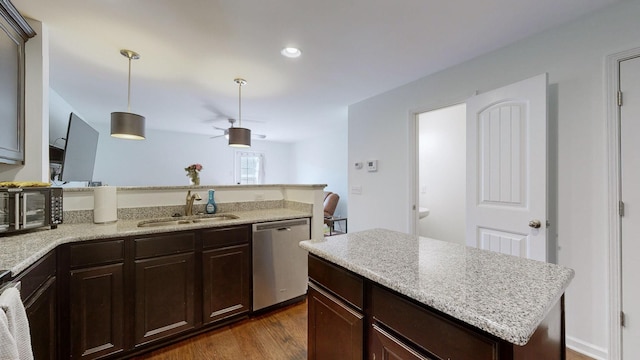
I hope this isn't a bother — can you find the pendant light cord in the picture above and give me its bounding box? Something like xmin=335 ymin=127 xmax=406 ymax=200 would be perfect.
xmin=127 ymin=56 xmax=132 ymax=112
xmin=238 ymin=81 xmax=242 ymax=128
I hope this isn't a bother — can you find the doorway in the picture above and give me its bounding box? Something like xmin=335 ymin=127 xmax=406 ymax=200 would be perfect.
xmin=416 ymin=104 xmax=466 ymax=244
xmin=607 ymin=50 xmax=640 ymax=360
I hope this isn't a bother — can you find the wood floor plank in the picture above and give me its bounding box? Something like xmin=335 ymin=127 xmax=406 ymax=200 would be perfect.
xmin=134 ymin=301 xmax=307 ymax=360
xmin=135 ymin=300 xmax=593 ymax=360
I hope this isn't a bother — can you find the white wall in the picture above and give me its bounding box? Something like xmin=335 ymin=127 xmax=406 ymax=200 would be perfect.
xmin=87 ymin=123 xmax=295 ymax=186
xmin=348 ymin=2 xmax=640 ymax=358
xmin=49 ymin=88 xmax=75 ymax=145
xmin=292 ymin=124 xmax=348 ymax=217
xmin=418 ymin=104 xmax=465 ymax=244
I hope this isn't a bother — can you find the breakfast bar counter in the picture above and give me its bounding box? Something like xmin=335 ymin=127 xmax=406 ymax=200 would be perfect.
xmin=300 ymin=228 xmax=574 ymax=358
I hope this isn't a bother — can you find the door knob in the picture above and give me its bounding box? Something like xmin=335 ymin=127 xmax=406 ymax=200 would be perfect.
xmin=529 ymin=220 xmax=542 ymax=229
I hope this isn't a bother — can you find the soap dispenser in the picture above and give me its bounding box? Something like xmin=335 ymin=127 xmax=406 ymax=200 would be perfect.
xmin=205 ymin=189 xmax=217 ymax=214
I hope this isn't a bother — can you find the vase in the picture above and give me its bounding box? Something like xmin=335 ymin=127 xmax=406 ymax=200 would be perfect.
xmin=189 ymin=173 xmax=200 ymax=185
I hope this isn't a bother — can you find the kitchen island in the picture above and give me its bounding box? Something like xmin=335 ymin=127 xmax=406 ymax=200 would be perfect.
xmin=300 ymin=228 xmax=575 ymax=360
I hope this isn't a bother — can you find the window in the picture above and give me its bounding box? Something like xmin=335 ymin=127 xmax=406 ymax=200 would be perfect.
xmin=235 ymin=151 xmax=265 ymax=184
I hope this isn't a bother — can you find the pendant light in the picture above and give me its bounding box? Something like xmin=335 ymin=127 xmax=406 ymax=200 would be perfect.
xmin=228 ymin=78 xmax=251 ymax=147
xmin=111 ymin=49 xmax=146 ymax=140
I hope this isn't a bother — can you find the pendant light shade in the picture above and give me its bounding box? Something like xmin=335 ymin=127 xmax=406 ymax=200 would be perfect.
xmin=228 ymin=127 xmax=251 ymax=147
xmin=228 ymin=78 xmax=251 ymax=147
xmin=111 ymin=49 xmax=146 ymax=140
xmin=111 ymin=112 xmax=145 ymax=140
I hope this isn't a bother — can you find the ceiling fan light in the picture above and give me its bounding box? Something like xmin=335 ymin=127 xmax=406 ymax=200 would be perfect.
xmin=228 ymin=127 xmax=251 ymax=147
xmin=111 ymin=112 xmax=145 ymax=139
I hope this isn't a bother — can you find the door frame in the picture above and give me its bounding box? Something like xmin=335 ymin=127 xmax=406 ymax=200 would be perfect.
xmin=605 ymin=46 xmax=640 ymax=360
xmin=409 ymin=99 xmax=470 ymax=236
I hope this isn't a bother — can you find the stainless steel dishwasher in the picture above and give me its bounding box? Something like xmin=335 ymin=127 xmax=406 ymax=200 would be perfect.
xmin=252 ymin=218 xmax=310 ymax=311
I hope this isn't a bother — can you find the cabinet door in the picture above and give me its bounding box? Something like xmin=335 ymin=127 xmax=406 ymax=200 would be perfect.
xmin=370 ymin=324 xmax=433 ymax=360
xmin=308 ymin=283 xmax=364 ymax=360
xmin=0 ymin=2 xmax=32 ymax=164
xmin=24 ymin=276 xmax=57 ymax=360
xmin=70 ymin=263 xmax=125 ymax=359
xmin=202 ymin=243 xmax=250 ymax=324
xmin=134 ymin=252 xmax=195 ymax=346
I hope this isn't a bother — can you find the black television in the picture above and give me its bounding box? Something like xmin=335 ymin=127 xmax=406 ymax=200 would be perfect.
xmin=59 ymin=113 xmax=99 ymax=182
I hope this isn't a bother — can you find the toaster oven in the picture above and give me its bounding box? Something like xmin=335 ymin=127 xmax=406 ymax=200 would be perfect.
xmin=0 ymin=187 xmax=63 ymax=235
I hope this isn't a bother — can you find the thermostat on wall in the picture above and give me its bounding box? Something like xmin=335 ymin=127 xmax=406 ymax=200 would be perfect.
xmin=354 ymin=162 xmax=363 ymax=169
xmin=367 ymin=160 xmax=378 ymax=172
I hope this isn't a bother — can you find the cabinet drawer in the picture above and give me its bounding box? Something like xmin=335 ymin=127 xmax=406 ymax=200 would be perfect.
xmin=372 ymin=285 xmax=498 ymax=360
xmin=308 ymin=254 xmax=363 ymax=311
xmin=201 ymin=225 xmax=250 ymax=249
xmin=70 ymin=239 xmax=124 ymax=268
xmin=15 ymin=250 xmax=56 ymax=301
xmin=135 ymin=232 xmax=195 ymax=259
xmin=370 ymin=324 xmax=434 ymax=360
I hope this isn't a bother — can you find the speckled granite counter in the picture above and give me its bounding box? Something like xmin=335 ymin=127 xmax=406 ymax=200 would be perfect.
xmin=299 ymin=228 xmax=574 ymax=346
xmin=1 ymin=208 xmax=310 ymax=276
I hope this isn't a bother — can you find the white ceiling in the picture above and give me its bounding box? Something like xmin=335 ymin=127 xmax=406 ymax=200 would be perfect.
xmin=14 ymin=0 xmax=619 ymax=143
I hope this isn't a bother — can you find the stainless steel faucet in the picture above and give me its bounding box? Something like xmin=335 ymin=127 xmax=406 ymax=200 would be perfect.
xmin=185 ymin=190 xmax=201 ymax=216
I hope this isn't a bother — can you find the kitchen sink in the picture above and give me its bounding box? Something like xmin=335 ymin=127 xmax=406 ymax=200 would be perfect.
xmin=137 ymin=214 xmax=239 ymax=228
xmin=191 ymin=215 xmax=239 ymax=223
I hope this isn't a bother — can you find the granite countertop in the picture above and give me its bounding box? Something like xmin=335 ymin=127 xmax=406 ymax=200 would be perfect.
xmin=299 ymin=228 xmax=575 ymax=346
xmin=1 ymin=208 xmax=310 ymax=276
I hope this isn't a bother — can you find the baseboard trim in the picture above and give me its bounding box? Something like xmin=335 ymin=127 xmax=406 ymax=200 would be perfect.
xmin=566 ymin=336 xmax=608 ymax=360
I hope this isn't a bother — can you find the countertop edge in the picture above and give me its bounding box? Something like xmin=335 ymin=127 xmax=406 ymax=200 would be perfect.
xmin=4 ymin=209 xmax=311 ymax=276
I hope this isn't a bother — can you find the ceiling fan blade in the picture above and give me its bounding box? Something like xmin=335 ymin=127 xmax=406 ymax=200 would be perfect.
xmin=253 ymin=133 xmax=267 ymax=139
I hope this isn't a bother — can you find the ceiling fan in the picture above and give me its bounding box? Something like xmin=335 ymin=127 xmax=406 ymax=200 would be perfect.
xmin=210 ymin=119 xmax=266 ymax=139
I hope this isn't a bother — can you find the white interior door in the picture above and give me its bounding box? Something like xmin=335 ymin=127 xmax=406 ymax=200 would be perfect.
xmin=466 ymin=74 xmax=548 ymax=262
xmin=620 ymin=56 xmax=640 ymax=360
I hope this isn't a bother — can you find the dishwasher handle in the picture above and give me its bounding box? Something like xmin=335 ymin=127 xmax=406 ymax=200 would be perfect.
xmin=253 ymin=218 xmax=309 ymax=232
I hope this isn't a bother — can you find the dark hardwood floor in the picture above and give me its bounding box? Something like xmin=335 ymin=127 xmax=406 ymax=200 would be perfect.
xmin=134 ymin=301 xmax=307 ymax=360
xmin=134 ymin=300 xmax=592 ymax=360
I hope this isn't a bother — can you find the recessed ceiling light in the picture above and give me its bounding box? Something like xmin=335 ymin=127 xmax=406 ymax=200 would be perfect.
xmin=281 ymin=47 xmax=302 ymax=58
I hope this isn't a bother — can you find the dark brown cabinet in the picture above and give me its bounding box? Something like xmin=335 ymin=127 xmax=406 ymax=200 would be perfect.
xmin=308 ymin=254 xmax=566 ymax=360
xmin=201 ymin=226 xmax=251 ymax=324
xmin=371 ymin=284 xmax=498 ymax=360
xmin=308 ymin=283 xmax=363 ymax=360
xmin=34 ymin=223 xmax=254 ymax=359
xmin=16 ymin=250 xmax=57 ymax=360
xmin=308 ymin=254 xmax=364 ymax=360
xmin=370 ymin=324 xmax=433 ymax=360
xmin=133 ymin=232 xmax=196 ymax=346
xmin=70 ymin=264 xmax=124 ymax=358
xmin=67 ymin=239 xmax=125 ymax=359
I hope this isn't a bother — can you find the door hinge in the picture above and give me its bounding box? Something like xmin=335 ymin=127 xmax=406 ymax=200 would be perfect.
xmin=621 ymin=311 xmax=626 ymax=327
xmin=618 ymin=90 xmax=623 ymax=106
xmin=619 ymin=201 xmax=625 ymax=217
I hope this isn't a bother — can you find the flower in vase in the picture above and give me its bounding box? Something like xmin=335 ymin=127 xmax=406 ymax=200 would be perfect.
xmin=185 ymin=163 xmax=202 ymax=185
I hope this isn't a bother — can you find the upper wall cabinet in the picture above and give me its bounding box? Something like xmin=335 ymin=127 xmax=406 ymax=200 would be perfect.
xmin=0 ymin=0 xmax=35 ymax=164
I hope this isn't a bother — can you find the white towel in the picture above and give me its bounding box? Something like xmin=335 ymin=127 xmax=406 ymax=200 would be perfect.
xmin=0 ymin=287 xmax=33 ymax=360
